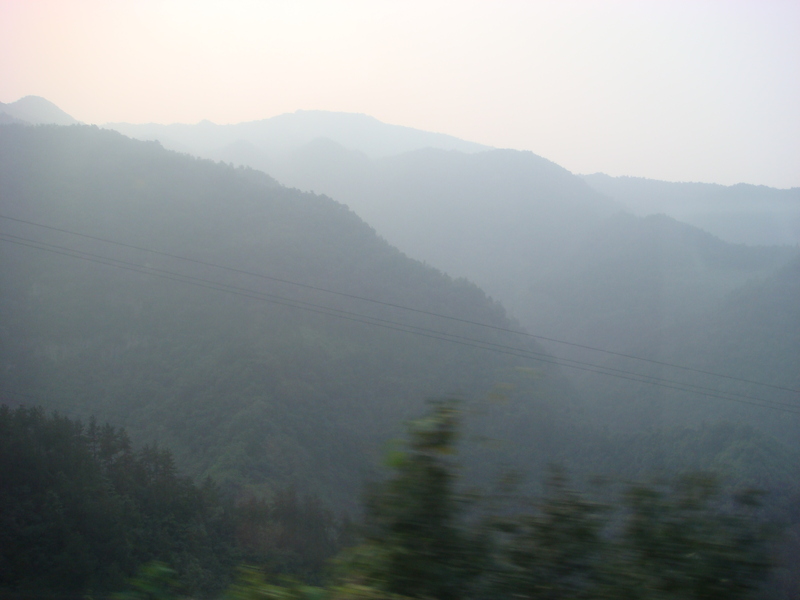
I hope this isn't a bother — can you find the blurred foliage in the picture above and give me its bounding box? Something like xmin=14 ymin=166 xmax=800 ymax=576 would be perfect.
xmin=220 ymin=401 xmax=771 ymax=600
xmin=228 ymin=402 xmax=774 ymax=600
xmin=113 ymin=562 xmax=181 ymax=600
xmin=495 ymin=470 xmax=609 ymax=599
xmin=494 ymin=472 xmax=771 ymax=599
xmin=235 ymin=487 xmax=349 ymax=583
xmin=2 ymin=401 xmax=791 ymax=600
xmin=341 ymin=400 xmax=486 ymax=600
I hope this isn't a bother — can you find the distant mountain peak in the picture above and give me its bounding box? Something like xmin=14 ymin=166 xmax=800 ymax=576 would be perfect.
xmin=244 ymin=109 xmax=493 ymax=158
xmin=0 ymin=95 xmax=80 ymax=126
xmin=105 ymin=109 xmax=492 ymax=160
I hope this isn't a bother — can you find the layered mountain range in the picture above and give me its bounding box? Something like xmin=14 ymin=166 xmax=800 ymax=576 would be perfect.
xmin=1 ymin=98 xmax=798 ymax=508
xmin=90 ymin=102 xmax=798 ymax=360
xmin=0 ymin=124 xmax=574 ymax=508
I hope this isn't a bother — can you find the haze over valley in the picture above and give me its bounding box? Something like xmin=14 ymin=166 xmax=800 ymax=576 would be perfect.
xmin=1 ymin=2 xmax=799 ymax=597
xmin=2 ymin=96 xmax=799 ymax=597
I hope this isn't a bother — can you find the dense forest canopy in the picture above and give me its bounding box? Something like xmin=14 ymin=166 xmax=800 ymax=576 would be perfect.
xmin=0 ymin=405 xmax=349 ymax=598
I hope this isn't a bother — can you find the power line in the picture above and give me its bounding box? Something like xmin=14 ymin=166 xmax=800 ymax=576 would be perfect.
xmin=1 ymin=213 xmax=797 ymax=395
xmin=2 ymin=233 xmax=798 ymax=415
xmin=3 ymin=230 xmax=795 ymax=411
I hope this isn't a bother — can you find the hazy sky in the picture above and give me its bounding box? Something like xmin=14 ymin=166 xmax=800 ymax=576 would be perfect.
xmin=1 ymin=0 xmax=798 ymax=188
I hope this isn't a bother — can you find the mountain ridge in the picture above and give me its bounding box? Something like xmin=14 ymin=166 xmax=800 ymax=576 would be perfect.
xmin=105 ymin=109 xmax=491 ymax=159
xmin=582 ymin=172 xmax=800 ymax=246
xmin=0 ymin=95 xmax=81 ymax=126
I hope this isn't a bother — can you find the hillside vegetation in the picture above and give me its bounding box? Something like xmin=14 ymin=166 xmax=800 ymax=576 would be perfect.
xmin=1 ymin=121 xmax=799 ymax=598
xmin=0 ymin=124 xmax=572 ymax=508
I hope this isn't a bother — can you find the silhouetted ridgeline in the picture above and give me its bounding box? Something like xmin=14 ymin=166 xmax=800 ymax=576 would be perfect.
xmin=582 ymin=172 xmax=800 ymax=246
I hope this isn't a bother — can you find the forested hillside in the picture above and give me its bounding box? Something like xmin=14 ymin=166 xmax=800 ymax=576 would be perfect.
xmin=257 ymin=140 xmax=799 ymax=450
xmin=576 ymin=254 xmax=800 ymax=447
xmin=2 ymin=123 xmax=799 ymax=598
xmin=0 ymin=405 xmax=236 ymax=597
xmin=189 ymin=132 xmax=796 ymax=339
xmin=266 ymin=141 xmax=622 ymax=317
xmin=4 ymin=403 xmax=792 ymax=600
xmin=106 ymin=113 xmax=797 ymax=306
xmin=0 ymin=124 xmax=574 ymax=508
xmin=248 ymin=140 xmax=798 ymax=388
xmin=523 ymin=212 xmax=797 ymax=355
xmin=0 ymin=405 xmax=352 ymax=598
xmin=2 ymin=124 xmax=798 ymax=501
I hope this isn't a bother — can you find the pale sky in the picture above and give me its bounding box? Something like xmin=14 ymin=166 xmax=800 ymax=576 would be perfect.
xmin=1 ymin=0 xmax=799 ymax=188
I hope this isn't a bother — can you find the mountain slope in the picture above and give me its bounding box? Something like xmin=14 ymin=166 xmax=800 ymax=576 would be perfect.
xmin=103 ymin=111 xmax=800 ymax=447
xmin=100 ymin=100 xmax=797 ymax=340
xmin=572 ymin=253 xmax=800 ymax=448
xmin=263 ymin=140 xmax=622 ymax=315
xmin=108 ymin=119 xmax=795 ymax=393
xmin=522 ymin=212 xmax=797 ymax=356
xmin=582 ymin=173 xmax=800 ymax=246
xmin=0 ymin=125 xmax=798 ymax=507
xmin=0 ymin=96 xmax=81 ymax=125
xmin=0 ymin=124 xmax=571 ymax=509
xmin=259 ymin=142 xmax=797 ymax=367
xmin=106 ymin=110 xmax=490 ymax=160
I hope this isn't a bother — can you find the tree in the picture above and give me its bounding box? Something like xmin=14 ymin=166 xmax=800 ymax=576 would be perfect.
xmin=616 ymin=475 xmax=770 ymax=599
xmin=495 ymin=470 xmax=608 ymax=599
xmin=341 ymin=399 xmax=485 ymax=600
xmin=223 ymin=400 xmax=773 ymax=600
xmin=496 ymin=473 xmax=771 ymax=600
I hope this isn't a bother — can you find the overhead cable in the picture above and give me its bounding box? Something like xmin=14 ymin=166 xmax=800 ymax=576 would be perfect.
xmin=2 ymin=232 xmax=798 ymax=415
xmin=1 ymin=213 xmax=797 ymax=395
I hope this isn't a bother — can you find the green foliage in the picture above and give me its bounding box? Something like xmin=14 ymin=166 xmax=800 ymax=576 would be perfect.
xmin=616 ymin=474 xmax=770 ymax=599
xmin=337 ymin=403 xmax=772 ymax=600
xmin=225 ymin=402 xmax=774 ymax=600
xmin=0 ymin=404 xmax=352 ymax=597
xmin=496 ymin=473 xmax=771 ymax=599
xmin=225 ymin=567 xmax=326 ymax=600
xmin=495 ymin=470 xmax=609 ymax=599
xmin=114 ymin=562 xmax=181 ymax=600
xmin=1 ymin=401 xmax=781 ymax=600
xmin=235 ymin=487 xmax=348 ymax=583
xmin=0 ymin=405 xmax=235 ymax=597
xmin=342 ymin=400 xmax=486 ymax=600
